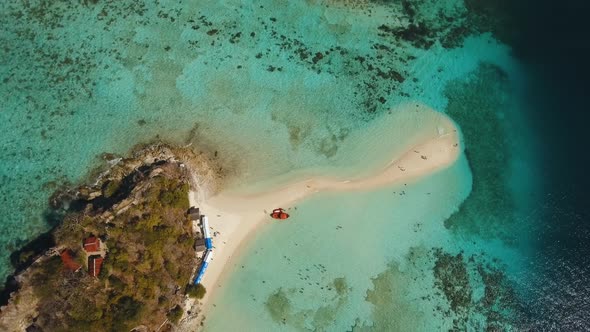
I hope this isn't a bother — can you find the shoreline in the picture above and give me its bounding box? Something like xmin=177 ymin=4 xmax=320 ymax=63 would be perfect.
xmin=183 ymin=108 xmax=463 ymax=328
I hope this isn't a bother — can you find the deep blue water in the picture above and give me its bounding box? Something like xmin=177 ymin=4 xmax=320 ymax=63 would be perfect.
xmin=509 ymin=0 xmax=590 ymax=327
xmin=523 ymin=77 xmax=590 ymax=328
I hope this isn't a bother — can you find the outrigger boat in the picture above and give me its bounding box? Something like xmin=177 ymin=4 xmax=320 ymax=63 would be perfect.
xmin=270 ymin=208 xmax=289 ymax=220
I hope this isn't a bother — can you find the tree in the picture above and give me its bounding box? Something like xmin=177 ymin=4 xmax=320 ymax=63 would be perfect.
xmin=186 ymin=284 xmax=206 ymax=299
xmin=167 ymin=305 xmax=184 ymax=324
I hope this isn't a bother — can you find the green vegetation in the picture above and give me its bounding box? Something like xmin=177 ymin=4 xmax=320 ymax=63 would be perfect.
xmin=167 ymin=305 xmax=184 ymax=324
xmin=17 ymin=251 xmax=35 ymax=264
xmin=159 ymin=181 xmax=190 ymax=209
xmin=186 ymin=283 xmax=206 ymax=299
xmin=102 ymin=180 xmax=121 ymax=198
xmin=26 ymin=161 xmax=198 ymax=331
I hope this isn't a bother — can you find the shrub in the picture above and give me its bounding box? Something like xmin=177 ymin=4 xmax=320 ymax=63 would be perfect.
xmin=160 ymin=189 xmax=189 ymax=209
xmin=31 ymin=256 xmax=62 ymax=301
xmin=167 ymin=305 xmax=184 ymax=324
xmin=102 ymin=180 xmax=121 ymax=198
xmin=186 ymin=283 xmax=206 ymax=299
xmin=108 ymin=275 xmax=125 ymax=292
xmin=111 ymin=296 xmax=143 ymax=322
xmin=18 ymin=250 xmax=35 ymax=264
xmin=66 ymin=296 xmax=103 ymax=322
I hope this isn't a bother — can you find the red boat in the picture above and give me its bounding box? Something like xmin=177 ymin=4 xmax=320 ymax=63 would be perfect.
xmin=270 ymin=208 xmax=289 ymax=220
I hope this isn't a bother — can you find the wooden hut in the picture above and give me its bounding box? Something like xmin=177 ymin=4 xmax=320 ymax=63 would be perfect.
xmin=88 ymin=255 xmax=104 ymax=277
xmin=60 ymin=250 xmax=81 ymax=272
xmin=188 ymin=206 xmax=200 ymax=221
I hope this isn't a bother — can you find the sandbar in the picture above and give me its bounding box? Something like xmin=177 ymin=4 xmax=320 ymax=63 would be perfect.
xmin=184 ymin=105 xmax=463 ymax=327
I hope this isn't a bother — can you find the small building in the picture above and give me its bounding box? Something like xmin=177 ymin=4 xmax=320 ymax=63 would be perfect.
xmin=194 ymin=238 xmax=207 ymax=252
xmin=60 ymin=250 xmax=81 ymax=272
xmin=188 ymin=206 xmax=200 ymax=221
xmin=88 ymin=255 xmax=104 ymax=277
xmin=83 ymin=236 xmax=101 ymax=253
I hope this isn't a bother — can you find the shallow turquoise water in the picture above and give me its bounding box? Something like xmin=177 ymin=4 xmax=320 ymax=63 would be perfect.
xmin=204 ymin=157 xmax=473 ymax=331
xmin=1 ymin=0 xmax=542 ymax=329
xmin=204 ymin=150 xmax=534 ymax=330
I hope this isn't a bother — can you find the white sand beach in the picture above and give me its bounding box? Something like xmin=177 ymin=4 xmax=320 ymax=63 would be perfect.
xmin=183 ymin=105 xmax=463 ymax=327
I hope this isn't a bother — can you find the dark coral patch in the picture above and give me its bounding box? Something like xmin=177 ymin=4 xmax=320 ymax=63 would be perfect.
xmin=443 ymin=63 xmax=517 ymax=242
xmin=378 ymin=23 xmax=436 ymax=49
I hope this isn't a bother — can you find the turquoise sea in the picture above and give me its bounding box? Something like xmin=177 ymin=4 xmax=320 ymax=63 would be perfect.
xmin=2 ymin=0 xmax=589 ymax=330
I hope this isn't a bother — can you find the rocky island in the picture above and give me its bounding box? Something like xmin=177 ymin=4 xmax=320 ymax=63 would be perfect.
xmin=0 ymin=143 xmax=223 ymax=332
